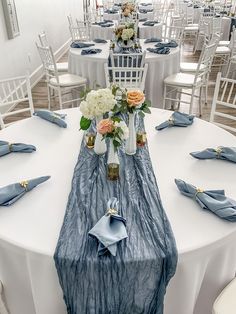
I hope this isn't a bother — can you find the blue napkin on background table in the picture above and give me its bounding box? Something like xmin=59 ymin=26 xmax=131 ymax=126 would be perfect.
xmin=81 ymin=48 xmax=102 ymax=55
xmin=34 ymin=110 xmax=67 ymax=128
xmin=139 ymin=8 xmax=153 ymax=13
xmin=140 ymin=3 xmax=152 ymax=6
xmin=190 ymin=147 xmax=236 ymax=163
xmin=147 ymin=47 xmax=170 ymax=54
xmin=89 ymin=197 xmax=128 ymax=256
xmin=139 ymin=18 xmax=147 ymax=22
xmin=70 ymin=41 xmax=95 ymax=48
xmin=104 ymin=9 xmax=119 ymax=14
xmin=100 ymin=23 xmax=114 ymax=27
xmin=156 ymin=111 xmax=194 ymax=130
xmin=93 ymin=38 xmax=107 ymax=43
xmin=155 ymin=40 xmax=178 ymax=48
xmin=0 ymin=140 xmax=36 ymax=157
xmin=0 ymin=176 xmax=50 ymax=206
xmin=144 ymin=37 xmax=161 ymax=43
xmin=175 ymin=179 xmax=236 ymax=222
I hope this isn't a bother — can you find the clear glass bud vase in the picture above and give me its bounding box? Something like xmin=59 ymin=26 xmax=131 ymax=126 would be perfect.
xmin=107 ymin=139 xmax=119 ymax=180
xmin=94 ymin=115 xmax=107 ymax=155
xmin=125 ymin=112 xmax=137 ymax=155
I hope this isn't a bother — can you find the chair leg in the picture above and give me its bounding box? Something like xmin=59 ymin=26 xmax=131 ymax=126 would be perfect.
xmin=58 ymin=87 xmax=63 ymax=110
xmin=189 ymin=87 xmax=195 ymax=115
xmin=163 ymin=84 xmax=167 ymax=109
xmin=199 ymin=87 xmax=202 ymax=117
xmin=47 ymin=84 xmax=51 ymax=110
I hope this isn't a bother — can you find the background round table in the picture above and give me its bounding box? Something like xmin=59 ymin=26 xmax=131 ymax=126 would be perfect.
xmin=138 ymin=11 xmax=154 ymax=20
xmin=103 ymin=12 xmax=120 ymax=21
xmin=68 ymin=39 xmax=180 ymax=107
xmin=138 ymin=21 xmax=162 ymax=39
xmin=0 ymin=108 xmax=236 ymax=314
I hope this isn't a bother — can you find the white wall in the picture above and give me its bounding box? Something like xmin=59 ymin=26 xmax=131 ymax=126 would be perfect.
xmin=0 ymin=0 xmax=83 ymax=84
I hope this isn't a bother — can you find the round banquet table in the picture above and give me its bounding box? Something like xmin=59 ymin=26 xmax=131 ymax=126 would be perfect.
xmin=103 ymin=12 xmax=120 ymax=21
xmin=68 ymin=39 xmax=180 ymax=107
xmin=0 ymin=108 xmax=236 ymax=314
xmin=90 ymin=22 xmax=162 ymax=40
xmin=138 ymin=11 xmax=154 ymax=20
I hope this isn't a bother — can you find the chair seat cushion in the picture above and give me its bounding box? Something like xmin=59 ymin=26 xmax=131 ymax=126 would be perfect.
xmin=164 ymin=73 xmax=201 ymax=87
xmin=215 ymin=46 xmax=231 ymax=54
xmin=50 ymin=74 xmax=87 ymax=87
xmin=184 ymin=25 xmax=199 ymax=31
xmin=218 ymin=40 xmax=230 ymax=46
xmin=180 ymin=62 xmax=206 ymax=72
xmin=213 ymin=278 xmax=236 ymax=314
xmin=56 ymin=62 xmax=69 ymax=72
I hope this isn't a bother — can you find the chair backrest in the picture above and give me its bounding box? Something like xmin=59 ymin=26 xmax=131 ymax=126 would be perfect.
xmin=0 ymin=75 xmax=34 ymax=129
xmin=163 ymin=25 xmax=184 ymax=45
xmin=36 ymin=43 xmax=59 ymax=80
xmin=104 ymin=63 xmax=148 ymax=91
xmin=230 ymin=27 xmax=236 ymax=57
xmin=38 ymin=31 xmax=49 ymax=47
xmin=76 ymin=20 xmax=90 ymax=40
xmin=67 ymin=14 xmax=75 ymax=27
xmin=210 ymin=72 xmax=236 ymax=134
xmin=69 ymin=25 xmax=80 ymax=42
xmin=109 ymin=51 xmax=146 ymax=68
xmin=193 ymin=41 xmax=218 ymax=85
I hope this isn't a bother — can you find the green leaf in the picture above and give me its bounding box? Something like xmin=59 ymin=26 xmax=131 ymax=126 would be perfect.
xmin=143 ymin=106 xmax=151 ymax=114
xmin=138 ymin=111 xmax=145 ymax=118
xmin=145 ymin=99 xmax=151 ymax=107
xmin=111 ymin=116 xmax=121 ymax=122
xmin=80 ymin=116 xmax=91 ymax=130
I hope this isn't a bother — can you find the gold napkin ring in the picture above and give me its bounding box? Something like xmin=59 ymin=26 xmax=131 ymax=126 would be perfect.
xmin=215 ymin=147 xmax=222 ymax=158
xmin=20 ymin=180 xmax=29 ymax=191
xmin=106 ymin=208 xmax=118 ymax=216
xmin=195 ymin=188 xmax=204 ymax=198
xmin=168 ymin=117 xmax=174 ymax=125
xmin=8 ymin=143 xmax=13 ymax=152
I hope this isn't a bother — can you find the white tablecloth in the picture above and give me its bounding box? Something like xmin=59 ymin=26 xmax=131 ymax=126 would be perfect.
xmin=138 ymin=11 xmax=154 ymax=20
xmin=90 ymin=22 xmax=162 ymax=40
xmin=68 ymin=39 xmax=180 ymax=107
xmin=1 ymin=108 xmax=236 ymax=314
xmin=139 ymin=21 xmax=162 ymax=39
xmin=103 ymin=12 xmax=120 ymax=21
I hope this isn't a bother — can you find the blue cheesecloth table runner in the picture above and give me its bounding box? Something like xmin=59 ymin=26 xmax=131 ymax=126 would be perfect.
xmin=54 ymin=115 xmax=177 ymax=314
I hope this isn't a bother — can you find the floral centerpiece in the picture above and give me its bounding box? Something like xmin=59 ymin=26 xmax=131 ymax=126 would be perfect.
xmin=114 ymin=22 xmax=135 ymax=47
xmin=112 ymin=88 xmax=151 ymax=155
xmin=121 ymin=2 xmax=136 ymax=17
xmin=80 ymin=88 xmax=116 ymax=155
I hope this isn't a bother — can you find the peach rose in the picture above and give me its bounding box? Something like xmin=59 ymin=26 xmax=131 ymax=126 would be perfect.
xmin=123 ymin=8 xmax=131 ymax=16
xmin=97 ymin=119 xmax=114 ymax=135
xmin=127 ymin=90 xmax=145 ymax=107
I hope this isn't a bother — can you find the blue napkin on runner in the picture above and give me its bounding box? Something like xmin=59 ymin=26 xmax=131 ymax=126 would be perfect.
xmin=155 ymin=40 xmax=178 ymax=48
xmin=175 ymin=179 xmax=236 ymax=222
xmin=144 ymin=37 xmax=161 ymax=43
xmin=70 ymin=41 xmax=95 ymax=48
xmin=81 ymin=48 xmax=102 ymax=55
xmin=89 ymin=197 xmax=128 ymax=256
xmin=93 ymin=38 xmax=107 ymax=43
xmin=0 ymin=176 xmax=50 ymax=206
xmin=147 ymin=47 xmax=170 ymax=54
xmin=34 ymin=110 xmax=67 ymax=128
xmin=0 ymin=140 xmax=36 ymax=157
xmin=190 ymin=147 xmax=236 ymax=163
xmin=156 ymin=112 xmax=194 ymax=130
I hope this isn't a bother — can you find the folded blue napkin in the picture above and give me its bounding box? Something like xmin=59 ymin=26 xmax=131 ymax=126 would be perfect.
xmin=81 ymin=48 xmax=102 ymax=55
xmin=140 ymin=3 xmax=152 ymax=6
xmin=144 ymin=37 xmax=161 ymax=43
xmin=89 ymin=197 xmax=128 ymax=256
xmin=0 ymin=176 xmax=50 ymax=206
xmin=105 ymin=9 xmax=119 ymax=14
xmin=70 ymin=41 xmax=95 ymax=48
xmin=147 ymin=47 xmax=170 ymax=54
xmin=93 ymin=38 xmax=107 ymax=43
xmin=139 ymin=8 xmax=153 ymax=13
xmin=155 ymin=111 xmax=194 ymax=130
xmin=190 ymin=147 xmax=236 ymax=163
xmin=175 ymin=179 xmax=236 ymax=222
xmin=155 ymin=40 xmax=178 ymax=48
xmin=193 ymin=4 xmax=200 ymax=8
xmin=33 ymin=110 xmax=67 ymax=128
xmin=92 ymin=20 xmax=113 ymax=25
xmin=139 ymin=18 xmax=147 ymax=22
xmin=0 ymin=140 xmax=36 ymax=157
xmin=100 ymin=23 xmax=114 ymax=27
xmin=143 ymin=20 xmax=159 ymax=26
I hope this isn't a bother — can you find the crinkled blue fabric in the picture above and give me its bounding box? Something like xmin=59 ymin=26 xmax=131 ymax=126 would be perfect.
xmin=54 ymin=115 xmax=177 ymax=314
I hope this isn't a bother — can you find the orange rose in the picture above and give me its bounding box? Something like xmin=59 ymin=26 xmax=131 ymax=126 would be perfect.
xmin=97 ymin=119 xmax=114 ymax=135
xmin=127 ymin=90 xmax=145 ymax=107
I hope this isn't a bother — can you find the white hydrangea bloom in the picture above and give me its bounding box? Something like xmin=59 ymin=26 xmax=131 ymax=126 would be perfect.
xmin=115 ymin=121 xmax=129 ymax=140
xmin=80 ymin=89 xmax=116 ymax=119
xmin=121 ymin=28 xmax=134 ymax=41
